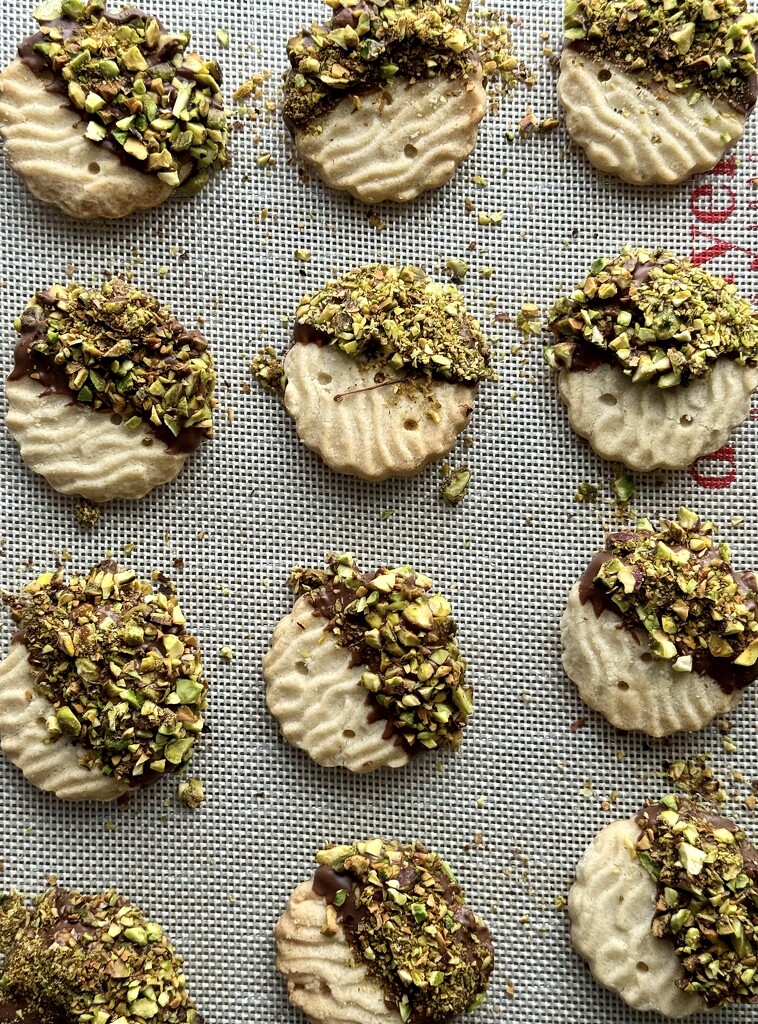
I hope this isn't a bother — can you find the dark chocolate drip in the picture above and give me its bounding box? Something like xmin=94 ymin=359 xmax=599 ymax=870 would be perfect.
xmin=565 ymin=39 xmax=758 ymax=115
xmin=638 ymin=805 xmax=758 ymax=882
xmin=10 ymin=311 xmax=207 ymax=456
xmin=0 ymin=991 xmax=65 ymax=1024
xmin=578 ymin=542 xmax=758 ymax=694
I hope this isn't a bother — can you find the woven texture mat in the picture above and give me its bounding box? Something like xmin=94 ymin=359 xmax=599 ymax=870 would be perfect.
xmin=0 ymin=2 xmax=757 ymax=1022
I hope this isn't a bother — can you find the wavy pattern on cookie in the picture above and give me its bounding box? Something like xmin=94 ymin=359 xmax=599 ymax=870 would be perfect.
xmin=0 ymin=59 xmax=172 ymax=219
xmin=264 ymin=597 xmax=410 ymax=772
xmin=283 ymin=344 xmax=475 ymax=481
xmin=295 ymin=71 xmax=487 ymax=204
xmin=558 ymin=50 xmax=745 ymax=185
xmin=275 ymin=880 xmax=399 ymax=1024
xmin=569 ymin=819 xmax=706 ymax=1018
xmin=0 ymin=642 xmax=128 ymax=801
xmin=561 ymin=583 xmax=741 ymax=736
xmin=6 ymin=376 xmax=188 ymax=501
xmin=558 ymin=361 xmax=758 ymax=471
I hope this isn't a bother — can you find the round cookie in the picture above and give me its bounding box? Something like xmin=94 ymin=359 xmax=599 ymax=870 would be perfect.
xmin=0 ymin=886 xmax=198 ymax=1023
xmin=546 ymin=247 xmax=758 ymax=471
xmin=7 ymin=279 xmax=216 ymax=501
xmin=562 ymin=508 xmax=758 ymax=735
xmin=559 ymin=1 xmax=756 ymax=185
xmin=570 ymin=798 xmax=758 ymax=1014
xmin=0 ymin=560 xmax=207 ymax=800
xmin=0 ymin=2 xmax=228 ymax=220
xmin=276 ymin=840 xmax=494 ymax=1024
xmin=282 ymin=0 xmax=489 ymax=203
xmin=264 ymin=556 xmax=473 ymax=771
xmin=281 ymin=265 xmax=491 ymax=480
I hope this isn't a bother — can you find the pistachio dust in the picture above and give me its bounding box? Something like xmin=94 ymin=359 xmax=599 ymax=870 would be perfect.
xmin=290 ymin=555 xmax=472 ymax=753
xmin=546 ymin=247 xmax=758 ymax=387
xmin=24 ymin=0 xmax=228 ymax=193
xmin=6 ymin=560 xmax=206 ymax=786
xmin=636 ymin=797 xmax=758 ymax=1006
xmin=315 ymin=839 xmax=493 ymax=1023
xmin=0 ymin=887 xmax=197 ymax=1023
xmin=564 ymin=0 xmax=758 ymax=111
xmin=295 ymin=265 xmax=492 ymax=384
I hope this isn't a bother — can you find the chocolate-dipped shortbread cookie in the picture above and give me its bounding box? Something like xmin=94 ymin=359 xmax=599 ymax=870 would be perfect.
xmin=0 ymin=886 xmax=198 ymax=1023
xmin=562 ymin=508 xmax=758 ymax=736
xmin=559 ymin=0 xmax=757 ymax=185
xmin=274 ymin=265 xmax=492 ymax=480
xmin=546 ymin=247 xmax=758 ymax=471
xmin=0 ymin=1 xmax=229 ymax=219
xmin=570 ymin=797 xmax=758 ymax=1016
xmin=264 ymin=555 xmax=473 ymax=772
xmin=282 ymin=0 xmax=496 ymax=203
xmin=0 ymin=560 xmax=207 ymax=800
xmin=7 ymin=280 xmax=216 ymax=501
xmin=276 ymin=840 xmax=494 ymax=1024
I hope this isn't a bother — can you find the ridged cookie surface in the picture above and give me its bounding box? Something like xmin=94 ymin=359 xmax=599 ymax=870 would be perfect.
xmin=275 ymin=880 xmax=399 ymax=1024
xmin=558 ymin=361 xmax=758 ymax=471
xmin=569 ymin=819 xmax=706 ymax=1018
xmin=7 ymin=376 xmax=188 ymax=501
xmin=295 ymin=71 xmax=487 ymax=204
xmin=0 ymin=641 xmax=128 ymax=801
xmin=0 ymin=59 xmax=171 ymax=219
xmin=283 ymin=344 xmax=475 ymax=480
xmin=264 ymin=596 xmax=410 ymax=772
xmin=561 ymin=583 xmax=741 ymax=736
xmin=558 ymin=50 xmax=745 ymax=185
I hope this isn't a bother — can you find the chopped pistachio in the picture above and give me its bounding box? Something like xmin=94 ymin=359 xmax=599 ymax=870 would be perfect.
xmin=178 ymin=777 xmax=205 ymax=809
xmin=441 ymin=466 xmax=472 ymax=505
xmin=446 ymin=258 xmax=469 ymax=280
xmin=30 ymin=1 xmax=229 ymax=193
xmin=5 ymin=561 xmax=206 ymax=785
xmin=315 ymin=840 xmax=493 ymax=1020
xmin=290 ymin=556 xmax=471 ymax=753
xmin=0 ymin=887 xmax=197 ymax=1023
xmin=613 ymin=472 xmax=635 ymax=502
xmin=74 ymin=499 xmax=101 ymax=529
xmin=250 ymin=346 xmax=286 ymax=396
xmin=215 ymin=27 xmax=230 ymax=49
xmin=546 ymin=247 xmax=758 ymax=385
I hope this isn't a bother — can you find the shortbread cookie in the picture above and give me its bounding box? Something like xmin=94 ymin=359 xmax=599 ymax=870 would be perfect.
xmin=546 ymin=247 xmax=758 ymax=471
xmin=276 ymin=840 xmax=494 ymax=1024
xmin=0 ymin=560 xmax=206 ymax=800
xmin=0 ymin=2 xmax=228 ymax=219
xmin=264 ymin=555 xmax=472 ymax=771
xmin=562 ymin=508 xmax=758 ymax=735
xmin=0 ymin=886 xmax=198 ymax=1023
xmin=278 ymin=265 xmax=491 ymax=480
xmin=570 ymin=797 xmax=758 ymax=1013
xmin=283 ymin=0 xmax=492 ymax=202
xmin=559 ymin=1 xmax=757 ymax=184
xmin=7 ymin=280 xmax=216 ymax=501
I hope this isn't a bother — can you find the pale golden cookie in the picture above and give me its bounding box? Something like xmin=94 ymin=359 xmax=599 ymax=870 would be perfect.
xmin=6 ymin=376 xmax=188 ymax=502
xmin=561 ymin=583 xmax=742 ymax=736
xmin=0 ymin=641 xmax=127 ymax=801
xmin=263 ymin=596 xmax=411 ymax=772
xmin=558 ymin=50 xmax=746 ymax=186
xmin=557 ymin=361 xmax=758 ymax=472
xmin=283 ymin=344 xmax=475 ymax=481
xmin=295 ymin=70 xmax=487 ymax=204
xmin=0 ymin=60 xmax=171 ymax=220
xmin=569 ymin=819 xmax=707 ymax=1018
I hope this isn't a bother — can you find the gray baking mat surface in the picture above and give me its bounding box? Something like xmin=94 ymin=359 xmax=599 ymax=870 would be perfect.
xmin=0 ymin=1 xmax=756 ymax=1022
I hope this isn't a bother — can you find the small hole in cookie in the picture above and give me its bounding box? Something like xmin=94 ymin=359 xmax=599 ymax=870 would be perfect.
xmin=680 ymin=414 xmax=693 ymax=426
xmin=641 ymin=652 xmax=653 ymax=662
xmin=88 ymin=161 xmax=101 ymax=174
xmin=404 ymin=144 xmax=418 ymax=159
xmin=141 ymin=437 xmax=154 ymax=447
xmin=404 ymin=418 xmax=419 ymax=431
xmin=343 ymin=729 xmax=356 ymax=738
xmin=598 ymin=68 xmax=612 ymax=82
xmin=295 ymin=661 xmax=309 ymax=676
xmin=110 ymin=413 xmax=123 ymax=426
xmin=317 ymin=372 xmax=333 ymax=385
xmin=636 ymin=961 xmax=650 ymax=974
xmin=617 ymin=680 xmax=630 ymax=691
xmin=599 ymin=393 xmax=618 ymax=407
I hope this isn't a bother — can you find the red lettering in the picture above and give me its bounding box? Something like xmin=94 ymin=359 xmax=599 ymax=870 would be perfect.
xmin=690 ymin=184 xmax=737 ymax=224
xmin=710 ymin=155 xmax=737 ymax=177
xmin=690 ymin=227 xmax=758 ymax=271
xmin=690 ymin=446 xmax=737 ymax=490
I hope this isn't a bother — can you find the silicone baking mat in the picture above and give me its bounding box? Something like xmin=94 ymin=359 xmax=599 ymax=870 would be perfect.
xmin=0 ymin=2 xmax=756 ymax=1022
